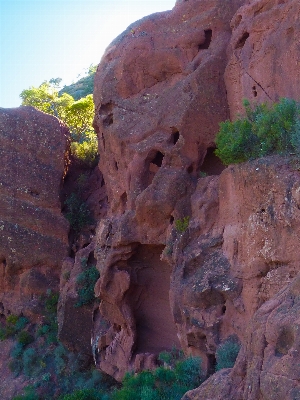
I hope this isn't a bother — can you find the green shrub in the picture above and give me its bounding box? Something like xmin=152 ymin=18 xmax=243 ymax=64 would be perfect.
xmin=112 ymin=354 xmax=203 ymax=400
xmin=215 ymin=338 xmax=240 ymax=371
xmin=64 ymin=193 xmax=93 ymax=232
xmin=45 ymin=291 xmax=59 ymax=315
xmin=23 ymin=348 xmax=39 ymax=377
xmin=175 ymin=217 xmax=190 ymax=233
xmin=17 ymin=331 xmax=34 ymax=346
xmin=215 ymin=98 xmax=300 ymax=165
xmin=0 ymin=314 xmax=30 ymax=340
xmin=59 ymin=388 xmax=106 ymax=400
xmin=15 ymin=317 xmax=29 ymax=331
xmin=12 ymin=385 xmax=39 ymax=400
xmin=75 ymin=261 xmax=100 ymax=307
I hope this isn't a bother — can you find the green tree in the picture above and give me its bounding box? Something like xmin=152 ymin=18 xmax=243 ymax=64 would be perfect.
xmin=20 ymin=81 xmax=74 ymax=119
xmin=20 ymin=79 xmax=98 ymax=166
xmin=64 ymin=94 xmax=95 ymax=142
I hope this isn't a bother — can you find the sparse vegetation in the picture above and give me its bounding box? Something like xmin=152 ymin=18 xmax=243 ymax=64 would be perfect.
xmin=175 ymin=216 xmax=190 ymax=233
xmin=111 ymin=349 xmax=203 ymax=400
xmin=64 ymin=192 xmax=93 ymax=232
xmin=215 ymin=98 xmax=300 ymax=165
xmin=215 ymin=337 xmax=241 ymax=371
xmin=9 ymin=291 xmax=115 ymax=400
xmin=75 ymin=258 xmax=100 ymax=307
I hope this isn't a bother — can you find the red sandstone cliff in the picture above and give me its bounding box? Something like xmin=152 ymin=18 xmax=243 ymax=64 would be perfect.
xmin=0 ymin=106 xmax=69 ymax=319
xmin=1 ymin=0 xmax=300 ymax=398
xmin=91 ymin=0 xmax=300 ymax=396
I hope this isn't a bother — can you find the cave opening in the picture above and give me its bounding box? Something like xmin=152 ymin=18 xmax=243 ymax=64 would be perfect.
xmin=151 ymin=151 xmax=164 ymax=167
xmin=236 ymin=32 xmax=249 ymax=49
xmin=128 ymin=245 xmax=180 ymax=354
xmin=198 ymin=29 xmax=212 ymax=50
xmin=207 ymin=354 xmax=217 ymax=376
xmin=170 ymin=128 xmax=180 ymax=144
xmin=143 ymin=150 xmax=165 ymax=187
xmin=199 ymin=147 xmax=226 ymax=176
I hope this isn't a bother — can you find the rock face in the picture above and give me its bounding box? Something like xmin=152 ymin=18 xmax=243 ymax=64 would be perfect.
xmin=0 ymin=106 xmax=69 ymax=318
xmin=92 ymin=0 xmax=244 ymax=381
xmin=1 ymin=0 xmax=299 ymax=397
xmin=225 ymin=0 xmax=300 ymax=118
xmin=174 ymin=155 xmax=300 ymax=381
xmin=91 ymin=0 xmax=300 ymax=394
xmin=183 ymin=271 xmax=300 ymax=400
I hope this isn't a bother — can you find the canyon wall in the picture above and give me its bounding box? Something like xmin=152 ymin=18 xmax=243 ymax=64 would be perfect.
xmin=1 ymin=0 xmax=300 ymax=398
xmin=91 ymin=0 xmax=300 ymax=397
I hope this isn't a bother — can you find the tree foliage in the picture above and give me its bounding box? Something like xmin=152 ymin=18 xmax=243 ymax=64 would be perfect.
xmin=59 ymin=64 xmax=97 ymax=100
xmin=215 ymin=98 xmax=300 ymax=165
xmin=20 ymin=76 xmax=98 ymax=167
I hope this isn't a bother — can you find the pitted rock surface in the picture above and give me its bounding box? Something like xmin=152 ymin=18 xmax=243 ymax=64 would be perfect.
xmin=92 ymin=0 xmax=244 ymax=381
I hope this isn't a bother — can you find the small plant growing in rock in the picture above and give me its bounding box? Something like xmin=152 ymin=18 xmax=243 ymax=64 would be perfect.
xmin=175 ymin=216 xmax=190 ymax=233
xmin=198 ymin=171 xmax=207 ymax=178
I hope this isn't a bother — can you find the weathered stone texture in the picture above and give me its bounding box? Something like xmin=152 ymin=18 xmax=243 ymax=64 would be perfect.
xmin=225 ymin=0 xmax=300 ymax=118
xmin=0 ymin=106 xmax=69 ymax=316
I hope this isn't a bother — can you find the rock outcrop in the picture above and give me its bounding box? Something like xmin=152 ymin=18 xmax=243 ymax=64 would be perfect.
xmin=92 ymin=0 xmax=244 ymax=381
xmin=0 ymin=106 xmax=69 ymax=318
xmin=173 ymin=155 xmax=300 ymax=379
xmin=1 ymin=0 xmax=300 ymax=398
xmin=91 ymin=0 xmax=300 ymax=393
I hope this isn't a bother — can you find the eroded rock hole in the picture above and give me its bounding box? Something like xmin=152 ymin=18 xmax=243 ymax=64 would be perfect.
xmin=114 ymin=161 xmax=118 ymax=171
xmin=103 ymin=114 xmax=113 ymax=126
xmin=128 ymin=245 xmax=180 ymax=354
xmin=236 ymin=32 xmax=249 ymax=49
xmin=144 ymin=151 xmax=165 ymax=186
xmin=252 ymin=85 xmax=258 ymax=97
xmin=120 ymin=192 xmax=127 ymax=213
xmin=99 ymin=102 xmax=114 ymax=127
xmin=198 ymin=29 xmax=212 ymax=50
xmin=170 ymin=128 xmax=180 ymax=144
xmin=207 ymin=354 xmax=217 ymax=376
xmin=170 ymin=216 xmax=174 ymax=224
xmin=151 ymin=151 xmax=164 ymax=167
xmin=222 ymin=305 xmax=226 ymax=314
xmin=187 ymin=165 xmax=193 ymax=174
xmin=200 ymin=147 xmax=226 ymax=176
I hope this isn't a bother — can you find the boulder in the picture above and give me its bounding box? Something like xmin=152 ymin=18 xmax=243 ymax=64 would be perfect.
xmin=0 ymin=106 xmax=69 ymax=317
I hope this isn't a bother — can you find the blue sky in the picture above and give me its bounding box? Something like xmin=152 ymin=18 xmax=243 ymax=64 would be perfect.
xmin=0 ymin=0 xmax=176 ymax=108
